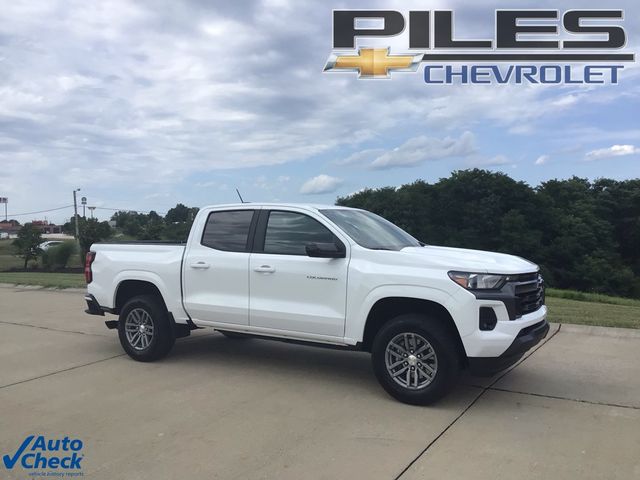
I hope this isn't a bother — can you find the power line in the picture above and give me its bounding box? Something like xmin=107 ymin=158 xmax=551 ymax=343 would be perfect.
xmin=4 ymin=204 xmax=168 ymax=219
xmin=5 ymin=205 xmax=74 ymax=217
xmin=94 ymin=207 xmax=167 ymax=215
xmin=94 ymin=207 xmax=143 ymax=212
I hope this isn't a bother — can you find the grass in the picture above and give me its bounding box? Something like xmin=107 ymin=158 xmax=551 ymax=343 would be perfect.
xmin=0 ymin=272 xmax=86 ymax=289
xmin=546 ymin=287 xmax=640 ymax=308
xmin=544 ymin=288 xmax=640 ymax=329
xmin=545 ymin=296 xmax=639 ymax=329
xmin=0 ymin=239 xmax=24 ymax=270
xmin=0 ymin=239 xmax=14 ymax=255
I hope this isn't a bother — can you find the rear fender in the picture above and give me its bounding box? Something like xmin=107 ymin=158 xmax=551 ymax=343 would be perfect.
xmin=111 ymin=271 xmax=189 ymax=323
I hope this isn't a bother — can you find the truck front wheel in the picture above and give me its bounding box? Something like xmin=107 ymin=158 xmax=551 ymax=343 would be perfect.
xmin=118 ymin=295 xmax=175 ymax=362
xmin=371 ymin=314 xmax=460 ymax=405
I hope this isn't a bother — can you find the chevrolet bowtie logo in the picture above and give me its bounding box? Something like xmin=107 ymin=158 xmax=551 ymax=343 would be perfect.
xmin=324 ymin=48 xmax=423 ymax=78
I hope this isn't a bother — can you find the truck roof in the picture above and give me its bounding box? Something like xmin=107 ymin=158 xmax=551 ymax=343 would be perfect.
xmin=200 ymin=203 xmax=357 ymax=212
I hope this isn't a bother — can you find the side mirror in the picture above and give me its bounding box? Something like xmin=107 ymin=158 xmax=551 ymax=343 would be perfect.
xmin=305 ymin=242 xmax=346 ymax=259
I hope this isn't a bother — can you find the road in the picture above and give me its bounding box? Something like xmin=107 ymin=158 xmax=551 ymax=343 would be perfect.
xmin=1 ymin=285 xmax=639 ymax=479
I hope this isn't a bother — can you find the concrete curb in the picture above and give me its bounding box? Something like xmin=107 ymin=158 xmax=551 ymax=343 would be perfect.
xmin=0 ymin=283 xmax=86 ymax=294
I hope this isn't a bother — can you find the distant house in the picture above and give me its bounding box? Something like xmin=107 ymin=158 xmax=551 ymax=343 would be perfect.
xmin=0 ymin=220 xmax=21 ymax=237
xmin=0 ymin=220 xmax=64 ymax=238
xmin=30 ymin=220 xmax=63 ymax=234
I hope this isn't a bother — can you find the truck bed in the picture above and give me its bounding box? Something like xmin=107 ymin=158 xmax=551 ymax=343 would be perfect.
xmin=89 ymin=242 xmax=187 ymax=321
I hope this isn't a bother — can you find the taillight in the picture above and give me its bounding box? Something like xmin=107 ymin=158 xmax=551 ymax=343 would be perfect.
xmin=85 ymin=252 xmax=96 ymax=284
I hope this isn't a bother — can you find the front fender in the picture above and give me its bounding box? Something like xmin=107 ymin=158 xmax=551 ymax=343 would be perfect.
xmin=345 ymin=284 xmax=457 ymax=343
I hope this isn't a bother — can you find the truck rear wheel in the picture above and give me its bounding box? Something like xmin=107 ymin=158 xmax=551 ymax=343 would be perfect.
xmin=371 ymin=314 xmax=460 ymax=405
xmin=118 ymin=295 xmax=175 ymax=362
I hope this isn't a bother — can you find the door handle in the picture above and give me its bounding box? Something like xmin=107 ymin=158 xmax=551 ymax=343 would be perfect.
xmin=254 ymin=265 xmax=275 ymax=274
xmin=190 ymin=262 xmax=210 ymax=270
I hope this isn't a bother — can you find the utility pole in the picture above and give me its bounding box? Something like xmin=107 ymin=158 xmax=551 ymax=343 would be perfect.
xmin=73 ymin=188 xmax=81 ymax=240
xmin=0 ymin=197 xmax=7 ymax=221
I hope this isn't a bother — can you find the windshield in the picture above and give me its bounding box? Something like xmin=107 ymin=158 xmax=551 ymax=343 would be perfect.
xmin=320 ymin=209 xmax=421 ymax=251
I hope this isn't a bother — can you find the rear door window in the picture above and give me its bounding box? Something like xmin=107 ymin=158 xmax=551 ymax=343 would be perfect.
xmin=201 ymin=210 xmax=255 ymax=252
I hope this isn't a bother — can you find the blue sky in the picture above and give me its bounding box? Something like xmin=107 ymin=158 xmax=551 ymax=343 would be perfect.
xmin=0 ymin=0 xmax=638 ymax=223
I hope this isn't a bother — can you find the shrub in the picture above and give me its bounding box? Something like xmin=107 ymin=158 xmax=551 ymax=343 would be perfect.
xmin=42 ymin=242 xmax=77 ymax=271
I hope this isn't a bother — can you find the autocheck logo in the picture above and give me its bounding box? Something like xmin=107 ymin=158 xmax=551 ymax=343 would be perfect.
xmin=323 ymin=9 xmax=635 ymax=84
xmin=3 ymin=435 xmax=84 ymax=474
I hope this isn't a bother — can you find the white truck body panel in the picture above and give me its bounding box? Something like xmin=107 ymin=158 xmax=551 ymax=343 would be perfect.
xmin=89 ymin=243 xmax=189 ymax=322
xmin=247 ymin=205 xmax=352 ymax=338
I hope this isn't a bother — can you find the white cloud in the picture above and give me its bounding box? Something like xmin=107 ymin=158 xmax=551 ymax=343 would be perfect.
xmin=467 ymin=155 xmax=512 ymax=167
xmin=535 ymin=155 xmax=549 ymax=166
xmin=344 ymin=187 xmax=366 ymax=198
xmin=485 ymin=155 xmax=511 ymax=166
xmin=336 ymin=148 xmax=385 ymax=166
xmin=195 ymin=181 xmax=229 ymax=190
xmin=551 ymin=95 xmax=580 ymax=108
xmin=143 ymin=192 xmax=170 ymax=200
xmin=585 ymin=145 xmax=639 ymax=160
xmin=299 ymin=174 xmax=343 ymax=195
xmin=0 ymin=0 xmax=636 ymax=220
xmin=343 ymin=131 xmax=476 ymax=170
xmin=371 ymin=131 xmax=476 ymax=169
xmin=416 ymin=85 xmax=577 ymax=135
xmin=254 ymin=176 xmax=269 ymax=189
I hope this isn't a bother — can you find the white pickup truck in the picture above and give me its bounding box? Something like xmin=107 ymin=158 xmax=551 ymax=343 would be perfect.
xmin=84 ymin=203 xmax=548 ymax=404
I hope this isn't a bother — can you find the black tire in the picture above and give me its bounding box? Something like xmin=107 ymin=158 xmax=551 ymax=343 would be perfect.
xmin=371 ymin=314 xmax=461 ymax=405
xmin=219 ymin=330 xmax=250 ymax=340
xmin=118 ymin=294 xmax=175 ymax=362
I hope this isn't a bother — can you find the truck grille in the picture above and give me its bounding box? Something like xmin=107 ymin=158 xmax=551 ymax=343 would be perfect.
xmin=513 ymin=273 xmax=545 ymax=317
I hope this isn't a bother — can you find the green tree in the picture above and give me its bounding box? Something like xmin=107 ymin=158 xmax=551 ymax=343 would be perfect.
xmin=165 ymin=203 xmax=198 ymax=223
xmin=109 ymin=211 xmax=145 ymax=237
xmin=337 ymin=169 xmax=640 ymax=299
xmin=535 ymin=177 xmax=630 ymax=295
xmin=592 ymin=178 xmax=640 ymax=294
xmin=139 ymin=211 xmax=164 ymax=240
xmin=338 ymin=169 xmax=543 ymax=253
xmin=163 ymin=204 xmax=199 ymax=242
xmin=13 ymin=223 xmax=43 ymax=269
xmin=106 ymin=205 xmax=199 ymax=242
xmin=78 ymin=218 xmax=113 ymax=256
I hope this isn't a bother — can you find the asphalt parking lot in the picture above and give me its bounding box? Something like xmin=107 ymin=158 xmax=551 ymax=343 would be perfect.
xmin=1 ymin=285 xmax=639 ymax=480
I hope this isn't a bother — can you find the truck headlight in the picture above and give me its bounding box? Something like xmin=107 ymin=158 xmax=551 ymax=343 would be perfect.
xmin=448 ymin=271 xmax=507 ymax=290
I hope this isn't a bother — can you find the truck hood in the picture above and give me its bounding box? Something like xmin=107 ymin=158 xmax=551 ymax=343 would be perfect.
xmin=400 ymin=245 xmax=538 ymax=274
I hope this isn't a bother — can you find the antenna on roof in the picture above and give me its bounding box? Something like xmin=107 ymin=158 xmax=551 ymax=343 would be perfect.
xmin=235 ymin=188 xmax=246 ymax=203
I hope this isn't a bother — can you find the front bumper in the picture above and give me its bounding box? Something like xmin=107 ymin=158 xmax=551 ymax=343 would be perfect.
xmin=467 ymin=319 xmax=550 ymax=376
